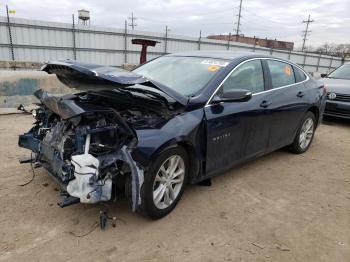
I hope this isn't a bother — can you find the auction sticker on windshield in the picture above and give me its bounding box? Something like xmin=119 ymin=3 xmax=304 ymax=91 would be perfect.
xmin=207 ymin=65 xmax=220 ymax=72
xmin=201 ymin=60 xmax=229 ymax=67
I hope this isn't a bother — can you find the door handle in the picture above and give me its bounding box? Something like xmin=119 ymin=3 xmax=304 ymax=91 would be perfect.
xmin=297 ymin=91 xmax=305 ymax=98
xmin=260 ymin=100 xmax=271 ymax=108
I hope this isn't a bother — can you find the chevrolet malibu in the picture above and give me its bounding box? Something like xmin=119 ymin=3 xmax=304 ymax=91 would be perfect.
xmin=19 ymin=51 xmax=326 ymax=219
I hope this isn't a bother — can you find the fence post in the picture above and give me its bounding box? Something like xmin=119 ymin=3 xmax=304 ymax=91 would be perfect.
xmin=198 ymin=30 xmax=201 ymax=50
xmin=72 ymin=14 xmax=77 ymax=60
xmin=124 ymin=20 xmax=127 ymax=64
xmin=328 ymin=56 xmax=333 ymax=72
xmin=227 ymin=33 xmax=231 ymax=50
xmin=253 ymin=36 xmax=256 ymax=52
xmin=164 ymin=25 xmax=168 ymax=54
xmin=6 ymin=5 xmax=15 ymax=64
xmin=341 ymin=56 xmax=345 ymax=65
xmin=316 ymin=54 xmax=321 ymax=72
xmin=269 ymin=41 xmax=274 ymax=55
xmin=288 ymin=50 xmax=292 ymax=60
xmin=302 ymin=52 xmax=307 ymax=68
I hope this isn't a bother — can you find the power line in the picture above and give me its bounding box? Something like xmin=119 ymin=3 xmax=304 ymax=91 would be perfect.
xmin=128 ymin=12 xmax=137 ymax=30
xmin=235 ymin=0 xmax=243 ymax=40
xmin=301 ymin=14 xmax=314 ymax=52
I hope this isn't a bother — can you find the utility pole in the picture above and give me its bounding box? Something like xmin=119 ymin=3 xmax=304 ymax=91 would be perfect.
xmin=301 ymin=14 xmax=314 ymax=52
xmin=128 ymin=12 xmax=137 ymax=30
xmin=235 ymin=0 xmax=243 ymax=41
xmin=72 ymin=14 xmax=77 ymax=60
xmin=6 ymin=5 xmax=15 ymax=62
xmin=164 ymin=25 xmax=168 ymax=54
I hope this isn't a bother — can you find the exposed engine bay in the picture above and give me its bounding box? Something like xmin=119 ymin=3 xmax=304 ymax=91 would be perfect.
xmin=19 ymin=88 xmax=170 ymax=210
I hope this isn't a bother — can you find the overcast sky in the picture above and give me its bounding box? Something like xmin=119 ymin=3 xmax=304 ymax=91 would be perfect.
xmin=1 ymin=0 xmax=350 ymax=48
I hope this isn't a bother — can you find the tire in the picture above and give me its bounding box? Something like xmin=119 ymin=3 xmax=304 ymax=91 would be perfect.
xmin=288 ymin=111 xmax=316 ymax=154
xmin=137 ymin=146 xmax=188 ymax=219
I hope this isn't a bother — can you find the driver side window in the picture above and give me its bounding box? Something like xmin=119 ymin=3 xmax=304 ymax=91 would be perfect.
xmin=221 ymin=60 xmax=264 ymax=94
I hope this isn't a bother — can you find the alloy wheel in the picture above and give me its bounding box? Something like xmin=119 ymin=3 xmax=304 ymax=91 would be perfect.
xmin=299 ymin=117 xmax=314 ymax=150
xmin=152 ymin=155 xmax=185 ymax=209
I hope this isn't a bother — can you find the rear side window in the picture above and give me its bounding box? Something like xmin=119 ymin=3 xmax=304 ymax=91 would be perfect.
xmin=293 ymin=66 xmax=307 ymax=82
xmin=221 ymin=60 xmax=264 ymax=94
xmin=267 ymin=60 xmax=295 ymax=88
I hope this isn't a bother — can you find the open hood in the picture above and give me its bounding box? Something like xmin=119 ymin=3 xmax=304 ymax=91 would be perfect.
xmin=41 ymin=60 xmax=188 ymax=106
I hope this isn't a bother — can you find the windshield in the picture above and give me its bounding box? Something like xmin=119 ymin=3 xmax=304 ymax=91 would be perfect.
xmin=327 ymin=64 xmax=350 ymax=80
xmin=133 ymin=56 xmax=229 ymax=96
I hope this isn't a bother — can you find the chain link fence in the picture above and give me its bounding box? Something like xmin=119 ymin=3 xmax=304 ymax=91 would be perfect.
xmin=0 ymin=16 xmax=348 ymax=73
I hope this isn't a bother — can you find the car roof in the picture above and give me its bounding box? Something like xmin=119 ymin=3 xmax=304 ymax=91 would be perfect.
xmin=167 ymin=50 xmax=273 ymax=61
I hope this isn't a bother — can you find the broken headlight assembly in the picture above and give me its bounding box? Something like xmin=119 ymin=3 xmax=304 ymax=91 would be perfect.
xmin=31 ymin=107 xmax=45 ymax=120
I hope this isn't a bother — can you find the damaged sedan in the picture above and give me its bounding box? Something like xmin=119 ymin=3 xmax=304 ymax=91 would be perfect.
xmin=19 ymin=51 xmax=326 ymax=219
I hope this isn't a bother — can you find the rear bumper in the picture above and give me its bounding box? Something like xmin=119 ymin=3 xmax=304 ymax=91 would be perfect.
xmin=324 ymin=100 xmax=350 ymax=119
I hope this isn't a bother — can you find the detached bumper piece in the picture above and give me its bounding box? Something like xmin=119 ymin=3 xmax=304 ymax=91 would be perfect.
xmin=57 ymin=195 xmax=80 ymax=208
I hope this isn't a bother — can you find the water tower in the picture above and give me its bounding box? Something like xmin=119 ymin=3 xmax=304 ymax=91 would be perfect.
xmin=78 ymin=9 xmax=90 ymax=25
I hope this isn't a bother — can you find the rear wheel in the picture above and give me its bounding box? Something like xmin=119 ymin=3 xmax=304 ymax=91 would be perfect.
xmin=138 ymin=146 xmax=188 ymax=219
xmin=288 ymin=112 xmax=316 ymax=154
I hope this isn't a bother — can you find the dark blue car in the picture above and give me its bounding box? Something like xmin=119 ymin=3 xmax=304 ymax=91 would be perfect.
xmin=18 ymin=51 xmax=326 ymax=219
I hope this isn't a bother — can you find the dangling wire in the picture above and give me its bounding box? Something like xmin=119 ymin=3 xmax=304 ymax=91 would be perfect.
xmin=19 ymin=152 xmax=36 ymax=187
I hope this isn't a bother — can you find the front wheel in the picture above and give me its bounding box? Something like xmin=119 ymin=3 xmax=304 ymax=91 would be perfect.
xmin=288 ymin=112 xmax=316 ymax=154
xmin=138 ymin=146 xmax=188 ymax=219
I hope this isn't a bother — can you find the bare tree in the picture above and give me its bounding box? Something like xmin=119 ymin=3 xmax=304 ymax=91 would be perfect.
xmin=316 ymin=43 xmax=350 ymax=57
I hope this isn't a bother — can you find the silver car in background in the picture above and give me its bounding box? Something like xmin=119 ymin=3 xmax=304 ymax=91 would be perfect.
xmin=321 ymin=62 xmax=350 ymax=119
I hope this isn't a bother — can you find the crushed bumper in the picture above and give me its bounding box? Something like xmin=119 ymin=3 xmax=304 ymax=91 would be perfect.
xmin=19 ymin=132 xmax=72 ymax=189
xmin=18 ymin=132 xmax=144 ymax=211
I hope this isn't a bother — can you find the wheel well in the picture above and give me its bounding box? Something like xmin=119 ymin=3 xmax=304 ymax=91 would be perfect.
xmin=177 ymin=142 xmax=200 ymax=184
xmin=150 ymin=141 xmax=201 ymax=184
xmin=308 ymin=106 xmax=320 ymax=125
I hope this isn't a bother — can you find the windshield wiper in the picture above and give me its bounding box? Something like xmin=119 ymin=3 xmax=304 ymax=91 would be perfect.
xmin=113 ymin=88 xmax=135 ymax=98
xmin=122 ymin=86 xmax=169 ymax=105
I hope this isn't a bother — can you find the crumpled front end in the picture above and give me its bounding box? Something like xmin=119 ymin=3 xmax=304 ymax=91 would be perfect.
xmin=18 ymin=90 xmax=144 ymax=211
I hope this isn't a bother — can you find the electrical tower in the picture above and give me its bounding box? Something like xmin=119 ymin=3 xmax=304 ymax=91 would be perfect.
xmin=128 ymin=12 xmax=137 ymax=30
xmin=301 ymin=14 xmax=314 ymax=52
xmin=235 ymin=0 xmax=243 ymax=41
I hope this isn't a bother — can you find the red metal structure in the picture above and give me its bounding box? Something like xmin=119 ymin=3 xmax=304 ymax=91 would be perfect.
xmin=132 ymin=39 xmax=160 ymax=64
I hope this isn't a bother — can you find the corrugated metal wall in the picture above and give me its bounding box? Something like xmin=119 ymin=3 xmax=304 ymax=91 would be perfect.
xmin=0 ymin=16 xmax=347 ymax=73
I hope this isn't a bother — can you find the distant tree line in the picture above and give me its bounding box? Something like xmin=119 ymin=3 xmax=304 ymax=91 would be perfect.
xmin=300 ymin=43 xmax=350 ymax=58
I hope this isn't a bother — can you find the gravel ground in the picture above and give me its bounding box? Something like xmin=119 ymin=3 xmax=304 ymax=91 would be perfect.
xmin=0 ymin=114 xmax=349 ymax=262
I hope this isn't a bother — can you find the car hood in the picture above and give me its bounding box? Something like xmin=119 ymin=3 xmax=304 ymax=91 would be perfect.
xmin=41 ymin=60 xmax=188 ymax=105
xmin=321 ymin=78 xmax=350 ymax=94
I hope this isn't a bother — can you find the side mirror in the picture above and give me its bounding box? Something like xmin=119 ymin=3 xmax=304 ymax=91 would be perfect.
xmin=211 ymin=89 xmax=252 ymax=103
xmin=320 ymin=73 xmax=327 ymax=78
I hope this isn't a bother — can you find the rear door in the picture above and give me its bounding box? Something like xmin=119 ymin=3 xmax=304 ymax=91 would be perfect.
xmin=264 ymin=59 xmax=309 ymax=149
xmin=204 ymin=59 xmax=270 ymax=175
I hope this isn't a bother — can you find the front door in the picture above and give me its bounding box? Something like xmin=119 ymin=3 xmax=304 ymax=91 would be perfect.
xmin=204 ymin=59 xmax=270 ymax=175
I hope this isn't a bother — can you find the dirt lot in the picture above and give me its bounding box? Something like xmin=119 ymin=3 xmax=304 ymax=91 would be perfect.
xmin=0 ymin=114 xmax=349 ymax=262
